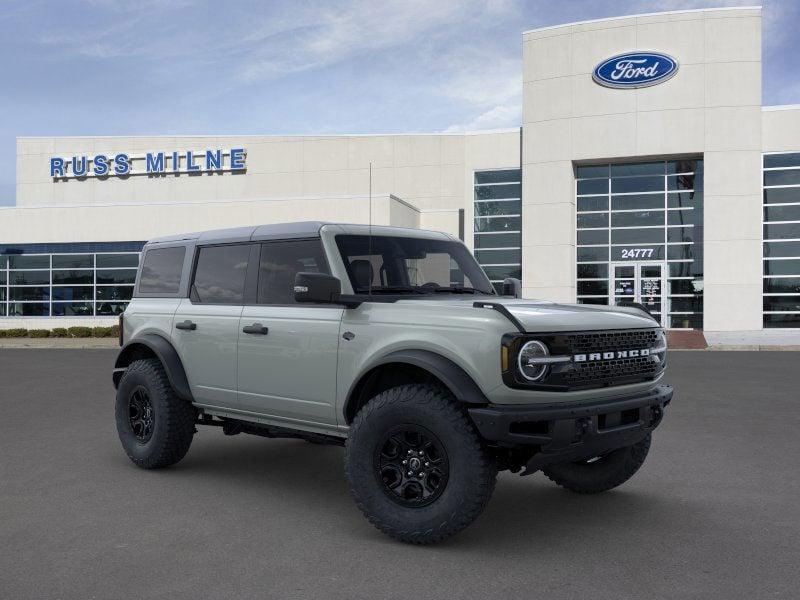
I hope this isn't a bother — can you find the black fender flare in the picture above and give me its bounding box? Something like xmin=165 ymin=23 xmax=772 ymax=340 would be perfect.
xmin=345 ymin=349 xmax=489 ymax=420
xmin=113 ymin=333 xmax=193 ymax=402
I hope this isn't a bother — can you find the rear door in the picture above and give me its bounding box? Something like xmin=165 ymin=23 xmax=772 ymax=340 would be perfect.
xmin=237 ymin=239 xmax=343 ymax=426
xmin=172 ymin=243 xmax=254 ymax=410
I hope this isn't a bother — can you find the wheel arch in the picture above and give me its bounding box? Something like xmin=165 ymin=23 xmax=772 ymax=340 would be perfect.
xmin=343 ymin=349 xmax=489 ymax=424
xmin=113 ymin=333 xmax=193 ymax=402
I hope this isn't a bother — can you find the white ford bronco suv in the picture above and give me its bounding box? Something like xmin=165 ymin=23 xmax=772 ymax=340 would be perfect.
xmin=113 ymin=222 xmax=672 ymax=544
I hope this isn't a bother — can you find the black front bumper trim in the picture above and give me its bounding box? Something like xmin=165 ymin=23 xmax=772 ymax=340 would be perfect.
xmin=468 ymin=384 xmax=673 ymax=474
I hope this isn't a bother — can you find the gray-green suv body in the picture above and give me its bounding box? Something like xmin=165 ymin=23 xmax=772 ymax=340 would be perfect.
xmin=113 ymin=222 xmax=672 ymax=544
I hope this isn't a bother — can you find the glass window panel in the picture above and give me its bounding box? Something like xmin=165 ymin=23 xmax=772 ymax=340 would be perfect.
xmin=474 ymin=249 xmax=521 ymax=264
xmin=611 ymin=176 xmax=663 ymax=194
xmin=138 ymin=247 xmax=185 ymax=294
xmin=9 ymin=271 xmax=50 ymax=285
xmin=763 ymin=278 xmax=800 ymax=294
xmin=576 ymin=165 xmax=609 ymax=179
xmin=763 ymin=296 xmax=800 ymax=312
xmin=764 ymin=259 xmax=800 ymax=276
xmin=763 ymin=188 xmax=800 ymax=204
xmin=611 ymin=210 xmax=664 ymax=228
xmin=474 ymin=200 xmax=520 ymax=216
xmin=52 ymin=270 xmax=93 ymax=284
xmin=667 ymin=227 xmax=694 ymax=243
xmin=577 ymin=280 xmax=608 ymax=295
xmin=577 ymin=263 xmax=608 ymax=279
xmin=667 ymin=191 xmax=703 ymax=209
xmin=258 ymin=240 xmax=330 ymax=304
xmin=577 ymin=213 xmax=608 ymax=229
xmin=669 ymin=262 xmax=700 ymax=277
xmin=667 ymin=174 xmax=698 ymax=191
xmin=764 ymin=205 xmax=800 ymax=222
xmin=670 ymin=297 xmax=703 ymax=312
xmin=96 ymin=253 xmax=139 ymax=268
xmin=0 ymin=304 xmax=5 ymax=316
xmin=52 ymin=302 xmax=94 ymax=316
xmin=611 ymin=228 xmax=664 ymax=244
xmin=577 ymin=229 xmax=608 ymax=245
xmin=474 ymin=216 xmax=520 ymax=232
xmin=764 ymin=153 xmax=800 ymax=168
xmin=96 ymin=302 xmax=128 ymax=315
xmin=578 ymin=297 xmax=609 ymax=305
xmin=669 ymin=314 xmax=703 ymax=329
xmin=0 ymin=271 xmax=5 ymax=285
xmin=611 ymin=162 xmax=663 ymax=177
xmin=8 ymin=255 xmax=49 ymax=269
xmin=667 ymin=160 xmax=701 ymax=174
xmin=10 ymin=287 xmax=50 ymax=301
xmin=764 ymin=170 xmax=800 ymax=186
xmin=0 ymin=255 xmax=6 ymax=268
xmin=763 ymin=241 xmax=800 ymax=258
xmin=97 ymin=269 xmax=137 ymax=284
xmin=8 ymin=302 xmax=49 ymax=316
xmin=96 ymin=286 xmax=134 ymax=301
xmin=764 ymin=313 xmax=800 ymax=327
xmin=615 ymin=265 xmax=635 ymax=278
xmin=577 ymin=246 xmax=608 ymax=262
xmin=483 ymin=266 xmax=521 ymax=280
xmin=667 ymin=245 xmax=695 ymax=261
xmin=474 ymin=233 xmax=521 ymax=249
xmin=0 ymin=288 xmax=5 ymax=301
xmin=611 ymin=194 xmax=664 ymax=210
xmin=52 ymin=286 xmax=94 ymax=301
xmin=668 ymin=209 xmax=700 ymax=226
xmin=577 ymin=196 xmax=608 ymax=212
xmin=52 ymin=254 xmax=93 ymax=269
xmin=764 ymin=223 xmax=800 ymax=240
xmin=193 ymin=244 xmax=250 ymax=304
xmin=576 ymin=179 xmax=608 ymax=195
xmin=474 ymin=170 xmax=520 ymax=185
xmin=474 ymin=184 xmax=521 ymax=200
xmin=670 ymin=279 xmax=704 ymax=294
xmin=611 ymin=246 xmax=664 ymax=261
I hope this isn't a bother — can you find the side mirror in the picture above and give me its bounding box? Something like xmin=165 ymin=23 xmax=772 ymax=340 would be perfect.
xmin=294 ymin=272 xmax=342 ymax=304
xmin=502 ymin=277 xmax=522 ymax=298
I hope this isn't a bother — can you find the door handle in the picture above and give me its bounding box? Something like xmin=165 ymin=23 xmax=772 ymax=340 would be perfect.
xmin=175 ymin=320 xmax=197 ymax=331
xmin=242 ymin=323 xmax=269 ymax=335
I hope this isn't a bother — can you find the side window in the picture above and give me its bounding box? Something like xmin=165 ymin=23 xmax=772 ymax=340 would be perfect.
xmin=138 ymin=246 xmax=186 ymax=294
xmin=192 ymin=244 xmax=250 ymax=304
xmin=258 ymin=240 xmax=329 ymax=304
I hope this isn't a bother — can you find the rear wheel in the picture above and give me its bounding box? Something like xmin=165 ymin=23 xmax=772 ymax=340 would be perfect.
xmin=542 ymin=434 xmax=652 ymax=494
xmin=115 ymin=358 xmax=196 ymax=469
xmin=345 ymin=384 xmax=496 ymax=544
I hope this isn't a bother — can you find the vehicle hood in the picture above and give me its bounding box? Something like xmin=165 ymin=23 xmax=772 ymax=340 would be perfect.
xmin=397 ymin=296 xmax=659 ymax=332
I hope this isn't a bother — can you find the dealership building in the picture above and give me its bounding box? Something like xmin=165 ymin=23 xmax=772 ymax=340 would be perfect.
xmin=2 ymin=6 xmax=799 ymax=340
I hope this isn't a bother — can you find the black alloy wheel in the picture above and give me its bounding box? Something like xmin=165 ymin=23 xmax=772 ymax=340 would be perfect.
xmin=375 ymin=425 xmax=449 ymax=507
xmin=128 ymin=386 xmax=155 ymax=443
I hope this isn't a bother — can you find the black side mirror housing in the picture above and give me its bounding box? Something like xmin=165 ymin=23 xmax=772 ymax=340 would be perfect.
xmin=294 ymin=272 xmax=342 ymax=304
xmin=502 ymin=277 xmax=522 ymax=298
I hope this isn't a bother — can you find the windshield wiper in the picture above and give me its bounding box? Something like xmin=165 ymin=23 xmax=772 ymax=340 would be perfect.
xmin=354 ymin=286 xmax=428 ymax=295
xmin=431 ymin=286 xmax=487 ymax=294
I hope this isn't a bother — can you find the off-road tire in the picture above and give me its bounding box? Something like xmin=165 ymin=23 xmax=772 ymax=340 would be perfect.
xmin=115 ymin=358 xmax=196 ymax=469
xmin=542 ymin=434 xmax=652 ymax=494
xmin=345 ymin=384 xmax=497 ymax=544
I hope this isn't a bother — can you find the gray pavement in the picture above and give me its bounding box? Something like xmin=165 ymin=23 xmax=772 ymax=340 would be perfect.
xmin=1 ymin=349 xmax=798 ymax=599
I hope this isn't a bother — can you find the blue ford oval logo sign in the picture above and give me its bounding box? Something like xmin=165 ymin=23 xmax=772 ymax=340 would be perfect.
xmin=593 ymin=52 xmax=678 ymax=89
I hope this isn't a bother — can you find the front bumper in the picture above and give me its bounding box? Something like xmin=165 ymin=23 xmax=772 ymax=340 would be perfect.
xmin=468 ymin=384 xmax=673 ymax=474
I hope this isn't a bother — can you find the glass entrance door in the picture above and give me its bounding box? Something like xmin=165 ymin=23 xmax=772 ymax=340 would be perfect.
xmin=610 ymin=262 xmax=666 ymax=326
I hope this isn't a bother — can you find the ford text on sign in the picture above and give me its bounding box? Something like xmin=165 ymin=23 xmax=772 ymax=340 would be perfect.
xmin=593 ymin=52 xmax=678 ymax=89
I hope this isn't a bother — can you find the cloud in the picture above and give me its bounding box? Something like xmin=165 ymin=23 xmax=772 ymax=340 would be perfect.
xmin=443 ymin=103 xmax=521 ymax=132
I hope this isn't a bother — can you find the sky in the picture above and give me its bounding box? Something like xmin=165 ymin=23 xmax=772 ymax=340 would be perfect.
xmin=1 ymin=0 xmax=799 ymax=206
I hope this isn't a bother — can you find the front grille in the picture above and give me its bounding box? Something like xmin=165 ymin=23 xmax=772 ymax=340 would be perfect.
xmin=563 ymin=354 xmax=658 ymax=387
xmin=566 ymin=329 xmax=660 ymax=354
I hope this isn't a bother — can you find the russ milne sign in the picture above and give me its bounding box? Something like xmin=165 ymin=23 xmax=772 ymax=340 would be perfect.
xmin=50 ymin=148 xmax=246 ymax=179
xmin=593 ymin=52 xmax=678 ymax=89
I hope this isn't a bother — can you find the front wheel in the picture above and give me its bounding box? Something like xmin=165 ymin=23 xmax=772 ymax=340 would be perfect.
xmin=542 ymin=434 xmax=652 ymax=494
xmin=345 ymin=384 xmax=497 ymax=544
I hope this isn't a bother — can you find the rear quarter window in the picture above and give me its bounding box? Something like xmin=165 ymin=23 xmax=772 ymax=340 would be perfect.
xmin=138 ymin=246 xmax=186 ymax=294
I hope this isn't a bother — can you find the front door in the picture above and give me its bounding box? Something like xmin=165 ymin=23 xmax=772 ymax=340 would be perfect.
xmin=610 ymin=262 xmax=666 ymax=326
xmin=237 ymin=239 xmax=343 ymax=427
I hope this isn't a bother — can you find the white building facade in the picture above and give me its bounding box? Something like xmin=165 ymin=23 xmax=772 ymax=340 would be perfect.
xmin=2 ymin=6 xmax=799 ymax=337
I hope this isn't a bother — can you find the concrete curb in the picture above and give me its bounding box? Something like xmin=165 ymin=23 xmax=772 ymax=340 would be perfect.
xmin=0 ymin=339 xmax=119 ymax=349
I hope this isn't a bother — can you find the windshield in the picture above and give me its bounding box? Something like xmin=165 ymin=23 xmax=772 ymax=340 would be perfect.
xmin=335 ymin=234 xmax=495 ymax=295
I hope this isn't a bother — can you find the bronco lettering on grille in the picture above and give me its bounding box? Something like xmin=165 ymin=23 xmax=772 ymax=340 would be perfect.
xmin=574 ymin=349 xmax=651 ymax=362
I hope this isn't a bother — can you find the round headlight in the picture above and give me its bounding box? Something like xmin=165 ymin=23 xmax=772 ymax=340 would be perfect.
xmin=517 ymin=340 xmax=550 ymax=382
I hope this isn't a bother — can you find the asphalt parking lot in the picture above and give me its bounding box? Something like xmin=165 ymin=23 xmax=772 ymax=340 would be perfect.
xmin=1 ymin=350 xmax=799 ymax=599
